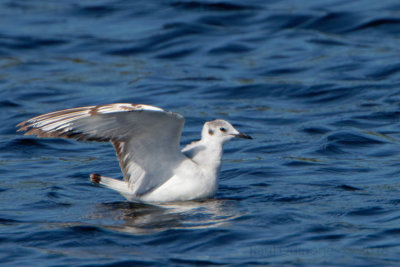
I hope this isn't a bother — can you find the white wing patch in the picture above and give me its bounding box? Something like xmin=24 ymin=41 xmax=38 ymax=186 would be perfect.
xmin=17 ymin=103 xmax=167 ymax=140
xmin=89 ymin=103 xmax=164 ymax=115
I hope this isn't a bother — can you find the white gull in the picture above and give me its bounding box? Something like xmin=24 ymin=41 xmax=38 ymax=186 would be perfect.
xmin=17 ymin=103 xmax=252 ymax=203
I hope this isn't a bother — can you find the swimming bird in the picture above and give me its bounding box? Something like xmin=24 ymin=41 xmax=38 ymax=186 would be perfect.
xmin=17 ymin=103 xmax=252 ymax=203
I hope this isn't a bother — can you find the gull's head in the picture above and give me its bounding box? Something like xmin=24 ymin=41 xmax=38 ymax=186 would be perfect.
xmin=202 ymin=119 xmax=252 ymax=144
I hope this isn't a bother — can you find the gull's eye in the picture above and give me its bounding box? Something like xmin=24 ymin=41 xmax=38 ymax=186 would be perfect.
xmin=220 ymin=127 xmax=227 ymax=132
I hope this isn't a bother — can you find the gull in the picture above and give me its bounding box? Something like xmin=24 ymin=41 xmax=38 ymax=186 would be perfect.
xmin=17 ymin=103 xmax=252 ymax=203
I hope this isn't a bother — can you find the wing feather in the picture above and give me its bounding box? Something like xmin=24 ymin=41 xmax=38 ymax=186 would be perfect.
xmin=17 ymin=103 xmax=186 ymax=195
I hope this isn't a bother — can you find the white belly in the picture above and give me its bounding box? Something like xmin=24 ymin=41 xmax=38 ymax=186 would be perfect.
xmin=137 ymin=161 xmax=218 ymax=203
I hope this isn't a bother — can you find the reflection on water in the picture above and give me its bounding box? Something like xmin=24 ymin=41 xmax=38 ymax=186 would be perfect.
xmin=89 ymin=199 xmax=241 ymax=235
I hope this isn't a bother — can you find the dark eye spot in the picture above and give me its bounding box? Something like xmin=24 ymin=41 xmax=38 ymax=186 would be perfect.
xmin=220 ymin=127 xmax=226 ymax=132
xmin=208 ymin=129 xmax=214 ymax=135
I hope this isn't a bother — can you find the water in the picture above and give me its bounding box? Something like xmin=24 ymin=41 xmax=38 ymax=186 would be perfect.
xmin=2 ymin=0 xmax=400 ymax=265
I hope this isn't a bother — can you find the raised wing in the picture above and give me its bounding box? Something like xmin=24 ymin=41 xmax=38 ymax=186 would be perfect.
xmin=17 ymin=103 xmax=186 ymax=195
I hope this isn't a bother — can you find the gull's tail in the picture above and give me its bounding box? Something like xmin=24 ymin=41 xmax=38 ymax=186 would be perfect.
xmin=90 ymin=173 xmax=101 ymax=184
xmin=90 ymin=173 xmax=131 ymax=196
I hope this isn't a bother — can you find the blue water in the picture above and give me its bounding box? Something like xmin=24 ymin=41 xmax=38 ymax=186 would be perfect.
xmin=2 ymin=0 xmax=400 ymax=265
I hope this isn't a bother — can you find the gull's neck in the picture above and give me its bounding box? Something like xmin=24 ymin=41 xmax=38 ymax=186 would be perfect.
xmin=191 ymin=138 xmax=224 ymax=177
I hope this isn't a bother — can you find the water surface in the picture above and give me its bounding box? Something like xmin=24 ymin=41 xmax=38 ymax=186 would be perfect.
xmin=2 ymin=0 xmax=400 ymax=266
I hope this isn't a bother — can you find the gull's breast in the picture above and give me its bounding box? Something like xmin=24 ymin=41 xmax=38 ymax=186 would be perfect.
xmin=139 ymin=159 xmax=218 ymax=202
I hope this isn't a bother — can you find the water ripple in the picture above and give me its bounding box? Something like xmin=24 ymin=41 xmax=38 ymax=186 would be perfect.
xmin=3 ymin=0 xmax=400 ymax=266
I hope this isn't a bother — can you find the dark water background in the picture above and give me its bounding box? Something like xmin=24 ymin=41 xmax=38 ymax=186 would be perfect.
xmin=2 ymin=0 xmax=400 ymax=266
